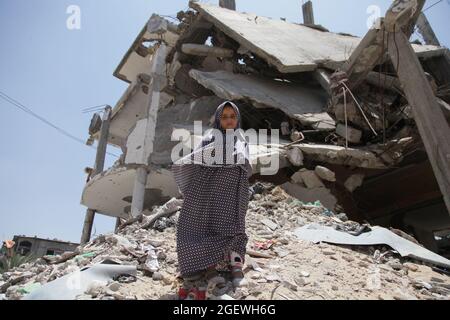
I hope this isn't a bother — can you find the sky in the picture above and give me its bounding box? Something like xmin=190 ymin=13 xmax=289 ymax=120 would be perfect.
xmin=0 ymin=0 xmax=449 ymax=244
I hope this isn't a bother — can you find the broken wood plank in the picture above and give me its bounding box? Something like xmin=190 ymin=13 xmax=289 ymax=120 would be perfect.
xmin=387 ymin=30 xmax=450 ymax=214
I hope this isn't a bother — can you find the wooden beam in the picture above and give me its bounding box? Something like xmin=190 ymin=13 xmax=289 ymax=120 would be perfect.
xmin=416 ymin=13 xmax=441 ymax=46
xmin=387 ymin=31 xmax=450 ymax=215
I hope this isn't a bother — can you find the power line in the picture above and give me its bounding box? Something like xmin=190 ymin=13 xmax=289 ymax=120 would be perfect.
xmin=81 ymin=103 xmax=109 ymax=113
xmin=0 ymin=90 xmax=119 ymax=158
xmin=423 ymin=0 xmax=444 ymax=12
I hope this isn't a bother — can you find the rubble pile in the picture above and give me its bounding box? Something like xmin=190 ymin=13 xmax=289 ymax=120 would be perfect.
xmin=2 ymin=184 xmax=449 ymax=300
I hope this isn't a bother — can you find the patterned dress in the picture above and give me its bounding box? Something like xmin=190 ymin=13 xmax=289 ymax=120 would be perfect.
xmin=171 ymin=101 xmax=252 ymax=277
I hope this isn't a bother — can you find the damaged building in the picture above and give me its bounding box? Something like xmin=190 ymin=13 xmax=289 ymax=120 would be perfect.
xmin=80 ymin=0 xmax=450 ymax=257
xmin=8 ymin=236 xmax=79 ymax=258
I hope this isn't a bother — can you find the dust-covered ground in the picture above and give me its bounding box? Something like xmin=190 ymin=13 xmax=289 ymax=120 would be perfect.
xmin=2 ymin=184 xmax=449 ymax=300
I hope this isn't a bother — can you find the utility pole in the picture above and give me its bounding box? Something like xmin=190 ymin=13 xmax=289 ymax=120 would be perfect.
xmin=219 ymin=0 xmax=236 ymax=10
xmin=80 ymin=106 xmax=112 ymax=244
xmin=302 ymin=1 xmax=314 ymax=25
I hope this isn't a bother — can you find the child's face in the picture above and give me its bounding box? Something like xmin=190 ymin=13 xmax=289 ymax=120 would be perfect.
xmin=220 ymin=106 xmax=238 ymax=130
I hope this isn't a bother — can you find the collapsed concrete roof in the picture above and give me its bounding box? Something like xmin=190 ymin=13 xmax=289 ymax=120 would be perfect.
xmin=189 ymin=1 xmax=446 ymax=73
xmin=188 ymin=69 xmax=333 ymax=128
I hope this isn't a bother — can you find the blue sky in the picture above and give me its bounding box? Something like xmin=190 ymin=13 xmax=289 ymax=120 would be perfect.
xmin=0 ymin=0 xmax=449 ymax=244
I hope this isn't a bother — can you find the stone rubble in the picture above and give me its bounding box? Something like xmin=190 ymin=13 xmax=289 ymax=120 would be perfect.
xmin=1 ymin=183 xmax=449 ymax=300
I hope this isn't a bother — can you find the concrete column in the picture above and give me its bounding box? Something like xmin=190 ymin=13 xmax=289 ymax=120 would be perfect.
xmin=219 ymin=0 xmax=236 ymax=10
xmin=80 ymin=106 xmax=112 ymax=244
xmin=81 ymin=209 xmax=95 ymax=244
xmin=302 ymin=1 xmax=314 ymax=25
xmin=130 ymin=166 xmax=148 ymax=217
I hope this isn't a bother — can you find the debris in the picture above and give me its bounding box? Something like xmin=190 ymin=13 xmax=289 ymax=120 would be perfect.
xmin=335 ymin=123 xmax=362 ymax=144
xmin=274 ymin=248 xmax=289 ymax=258
xmin=300 ymin=271 xmax=310 ymax=278
xmin=344 ymin=174 xmax=364 ymax=192
xmin=108 ymin=282 xmax=121 ymax=292
xmin=286 ymin=147 xmax=304 ymax=167
xmin=295 ymin=169 xmax=325 ymax=189
xmin=314 ymin=166 xmax=336 ymax=182
xmin=22 ymin=263 xmax=137 ymax=300
xmin=253 ymin=239 xmax=275 ymax=250
xmin=403 ymin=262 xmax=419 ymax=272
xmin=152 ymin=272 xmax=164 ymax=281
xmin=294 ymin=223 xmax=450 ymax=269
xmin=17 ymin=282 xmax=41 ymax=295
xmin=260 ymin=218 xmax=278 ymax=231
xmin=143 ymin=246 xmax=159 ymax=273
xmin=336 ymin=213 xmax=348 ymax=222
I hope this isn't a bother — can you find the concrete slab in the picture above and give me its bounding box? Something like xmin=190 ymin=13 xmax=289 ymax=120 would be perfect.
xmin=189 ymin=69 xmax=328 ymax=121
xmin=190 ymin=2 xmax=444 ymax=73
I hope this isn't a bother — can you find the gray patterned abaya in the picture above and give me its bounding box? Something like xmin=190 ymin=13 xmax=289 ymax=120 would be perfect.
xmin=171 ymin=101 xmax=252 ymax=277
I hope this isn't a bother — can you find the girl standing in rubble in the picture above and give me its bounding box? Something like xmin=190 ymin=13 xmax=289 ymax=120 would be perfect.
xmin=171 ymin=101 xmax=252 ymax=300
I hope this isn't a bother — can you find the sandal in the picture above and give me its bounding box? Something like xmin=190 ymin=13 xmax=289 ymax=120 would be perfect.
xmin=229 ymin=251 xmax=247 ymax=287
xmin=205 ymin=266 xmax=225 ymax=282
xmin=178 ymin=271 xmax=204 ymax=300
xmin=186 ymin=287 xmax=206 ymax=300
xmin=231 ymin=266 xmax=247 ymax=287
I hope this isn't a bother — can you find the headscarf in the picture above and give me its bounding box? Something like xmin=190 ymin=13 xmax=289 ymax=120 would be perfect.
xmin=171 ymin=101 xmax=252 ymax=195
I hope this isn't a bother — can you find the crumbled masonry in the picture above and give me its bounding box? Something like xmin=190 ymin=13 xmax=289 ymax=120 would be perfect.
xmin=2 ymin=184 xmax=449 ymax=300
